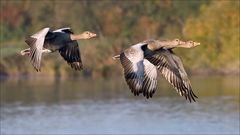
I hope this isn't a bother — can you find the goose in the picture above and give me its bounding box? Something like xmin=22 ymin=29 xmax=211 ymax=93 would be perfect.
xmin=20 ymin=27 xmax=97 ymax=71
xmin=113 ymin=39 xmax=200 ymax=102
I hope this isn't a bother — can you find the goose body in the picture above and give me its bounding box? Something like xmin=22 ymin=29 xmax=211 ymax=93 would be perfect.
xmin=114 ymin=39 xmax=200 ymax=102
xmin=21 ymin=27 xmax=96 ymax=71
xmin=43 ymin=28 xmax=73 ymax=52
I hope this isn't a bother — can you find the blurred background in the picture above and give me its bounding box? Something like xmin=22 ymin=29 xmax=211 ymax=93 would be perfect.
xmin=0 ymin=0 xmax=239 ymax=134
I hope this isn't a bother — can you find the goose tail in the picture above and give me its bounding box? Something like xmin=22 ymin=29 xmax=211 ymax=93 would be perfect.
xmin=20 ymin=48 xmax=30 ymax=56
xmin=112 ymin=55 xmax=120 ymax=60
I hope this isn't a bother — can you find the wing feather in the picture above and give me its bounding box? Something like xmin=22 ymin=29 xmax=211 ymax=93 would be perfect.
xmin=53 ymin=27 xmax=73 ymax=34
xmin=59 ymin=41 xmax=83 ymax=71
xmin=146 ymin=50 xmax=197 ymax=102
xmin=142 ymin=59 xmax=157 ymax=99
xmin=120 ymin=45 xmax=145 ymax=96
xmin=25 ymin=27 xmax=50 ymax=71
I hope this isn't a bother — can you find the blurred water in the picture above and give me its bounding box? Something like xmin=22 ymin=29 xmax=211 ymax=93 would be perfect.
xmin=0 ymin=76 xmax=239 ymax=134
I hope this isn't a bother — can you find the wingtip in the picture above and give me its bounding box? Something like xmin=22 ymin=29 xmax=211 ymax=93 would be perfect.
xmin=69 ymin=62 xmax=83 ymax=71
xmin=33 ymin=66 xmax=41 ymax=72
xmin=187 ymin=96 xmax=197 ymax=103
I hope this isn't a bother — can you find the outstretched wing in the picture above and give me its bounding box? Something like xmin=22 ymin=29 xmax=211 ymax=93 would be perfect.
xmin=120 ymin=43 xmax=146 ymax=96
xmin=53 ymin=27 xmax=74 ymax=34
xmin=25 ymin=27 xmax=50 ymax=71
xmin=146 ymin=49 xmax=198 ymax=102
xmin=142 ymin=59 xmax=158 ymax=99
xmin=59 ymin=40 xmax=83 ymax=71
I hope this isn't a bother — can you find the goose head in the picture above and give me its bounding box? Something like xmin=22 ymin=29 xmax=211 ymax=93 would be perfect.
xmin=80 ymin=31 xmax=97 ymax=39
xmin=183 ymin=41 xmax=201 ymax=48
xmin=172 ymin=39 xmax=186 ymax=46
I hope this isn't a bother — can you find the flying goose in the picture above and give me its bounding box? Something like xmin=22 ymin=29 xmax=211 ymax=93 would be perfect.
xmin=113 ymin=39 xmax=200 ymax=102
xmin=20 ymin=27 xmax=97 ymax=71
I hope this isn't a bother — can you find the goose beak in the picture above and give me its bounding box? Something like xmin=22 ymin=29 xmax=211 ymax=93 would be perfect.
xmin=92 ymin=33 xmax=97 ymax=38
xmin=195 ymin=42 xmax=201 ymax=46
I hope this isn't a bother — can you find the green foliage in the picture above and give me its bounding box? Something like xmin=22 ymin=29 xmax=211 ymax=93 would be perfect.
xmin=0 ymin=0 xmax=238 ymax=78
xmin=183 ymin=0 xmax=240 ymax=73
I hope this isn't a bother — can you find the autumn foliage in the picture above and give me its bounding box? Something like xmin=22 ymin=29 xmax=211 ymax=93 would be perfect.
xmin=0 ymin=0 xmax=239 ymax=78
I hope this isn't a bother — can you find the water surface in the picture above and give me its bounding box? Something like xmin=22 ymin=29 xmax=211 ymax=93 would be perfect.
xmin=0 ymin=76 xmax=239 ymax=134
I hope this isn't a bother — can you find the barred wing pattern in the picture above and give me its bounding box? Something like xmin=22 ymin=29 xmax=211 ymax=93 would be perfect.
xmin=119 ymin=43 xmax=160 ymax=98
xmin=120 ymin=51 xmax=144 ymax=96
xmin=142 ymin=59 xmax=158 ymax=98
xmin=146 ymin=50 xmax=198 ymax=102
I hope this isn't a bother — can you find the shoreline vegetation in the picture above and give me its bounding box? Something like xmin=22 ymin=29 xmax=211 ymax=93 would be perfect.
xmin=0 ymin=59 xmax=239 ymax=79
xmin=1 ymin=1 xmax=239 ymax=79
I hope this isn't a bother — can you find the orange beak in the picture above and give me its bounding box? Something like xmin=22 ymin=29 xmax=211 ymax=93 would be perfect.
xmin=194 ymin=42 xmax=201 ymax=46
xmin=92 ymin=33 xmax=97 ymax=38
